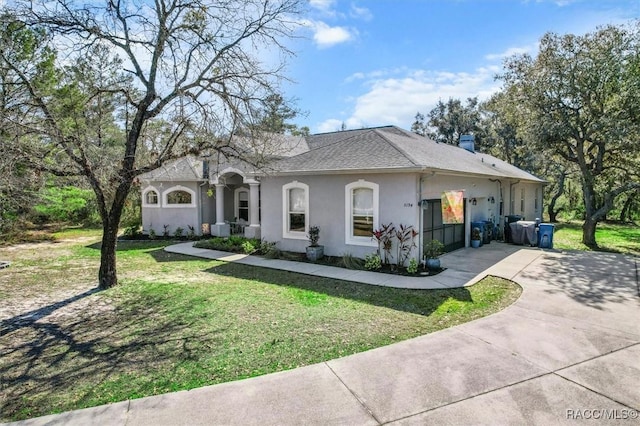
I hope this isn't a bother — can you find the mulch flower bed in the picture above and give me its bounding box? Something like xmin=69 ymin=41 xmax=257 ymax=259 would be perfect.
xmin=284 ymin=252 xmax=446 ymax=277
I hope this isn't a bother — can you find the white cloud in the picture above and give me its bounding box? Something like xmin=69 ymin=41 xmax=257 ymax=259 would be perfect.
xmin=485 ymin=44 xmax=538 ymax=61
xmin=310 ymin=21 xmax=356 ymax=48
xmin=316 ymin=67 xmax=502 ymax=131
xmin=309 ymin=0 xmax=335 ymax=11
xmin=317 ymin=118 xmax=345 ymax=133
xmin=350 ymin=4 xmax=373 ymax=21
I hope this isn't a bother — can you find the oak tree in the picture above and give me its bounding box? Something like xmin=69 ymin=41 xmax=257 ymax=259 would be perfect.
xmin=499 ymin=23 xmax=640 ymax=247
xmin=2 ymin=0 xmax=302 ymax=288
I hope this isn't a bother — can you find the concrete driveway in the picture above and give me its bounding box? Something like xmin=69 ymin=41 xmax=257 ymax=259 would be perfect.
xmin=7 ymin=249 xmax=640 ymax=425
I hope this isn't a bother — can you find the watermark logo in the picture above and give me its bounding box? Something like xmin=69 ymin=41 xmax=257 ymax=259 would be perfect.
xmin=567 ymin=409 xmax=639 ymax=420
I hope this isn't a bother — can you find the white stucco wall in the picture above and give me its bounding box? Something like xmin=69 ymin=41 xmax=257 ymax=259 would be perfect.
xmin=260 ymin=173 xmax=420 ymax=259
xmin=509 ymin=181 xmax=544 ymax=223
xmin=141 ymin=180 xmax=203 ymax=236
xmin=420 ymin=173 xmax=544 ymax=244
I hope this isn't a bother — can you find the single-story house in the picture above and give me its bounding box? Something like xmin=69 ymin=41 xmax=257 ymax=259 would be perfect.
xmin=139 ymin=126 xmax=544 ymax=262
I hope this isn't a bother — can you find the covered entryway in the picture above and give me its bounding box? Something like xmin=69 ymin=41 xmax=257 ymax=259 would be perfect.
xmin=210 ymin=167 xmax=261 ymax=239
xmin=422 ymin=199 xmax=466 ymax=252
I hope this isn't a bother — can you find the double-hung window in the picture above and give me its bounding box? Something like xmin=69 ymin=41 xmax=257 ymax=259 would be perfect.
xmin=282 ymin=181 xmax=309 ymax=239
xmin=345 ymin=180 xmax=378 ymax=246
xmin=235 ymin=188 xmax=249 ymax=222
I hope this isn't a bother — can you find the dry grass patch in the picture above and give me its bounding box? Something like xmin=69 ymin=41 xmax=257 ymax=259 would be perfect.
xmin=0 ymin=229 xmax=521 ymax=422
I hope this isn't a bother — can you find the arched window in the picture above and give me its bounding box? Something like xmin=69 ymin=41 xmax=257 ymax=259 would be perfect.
xmin=167 ymin=190 xmax=191 ymax=204
xmin=282 ymin=181 xmax=309 ymax=239
xmin=163 ymin=186 xmax=196 ymax=208
xmin=142 ymin=187 xmax=160 ymax=207
xmin=345 ymin=180 xmax=378 ymax=246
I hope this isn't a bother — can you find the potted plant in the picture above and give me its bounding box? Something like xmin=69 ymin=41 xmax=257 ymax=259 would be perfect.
xmin=423 ymin=239 xmax=444 ymax=270
xmin=471 ymin=227 xmax=482 ymax=248
xmin=306 ymin=225 xmax=324 ymax=261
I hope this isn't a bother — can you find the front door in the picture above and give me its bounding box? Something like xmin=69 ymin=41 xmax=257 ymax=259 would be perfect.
xmin=422 ymin=199 xmax=466 ymax=252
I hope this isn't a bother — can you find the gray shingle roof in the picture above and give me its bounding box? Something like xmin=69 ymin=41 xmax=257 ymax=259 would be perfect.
xmin=272 ymin=126 xmax=543 ymax=182
xmin=139 ymin=133 xmax=308 ymax=182
xmin=139 ymin=156 xmax=205 ymax=182
xmin=273 ymin=129 xmax=417 ymax=172
xmin=139 ymin=127 xmax=543 ymax=183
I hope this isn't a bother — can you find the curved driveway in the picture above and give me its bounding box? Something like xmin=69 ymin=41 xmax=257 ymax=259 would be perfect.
xmin=9 ymin=248 xmax=640 ymax=425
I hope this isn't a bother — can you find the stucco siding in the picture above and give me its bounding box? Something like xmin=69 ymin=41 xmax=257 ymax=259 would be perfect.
xmin=261 ymin=173 xmax=420 ymax=258
xmin=141 ymin=180 xmax=202 ymax=235
xmin=201 ymin=186 xmax=215 ymax=225
xmin=420 ymin=173 xmax=542 ymax=247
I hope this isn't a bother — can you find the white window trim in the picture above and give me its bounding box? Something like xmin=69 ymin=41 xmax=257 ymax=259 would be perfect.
xmin=520 ymin=188 xmax=525 ymax=214
xmin=282 ymin=181 xmax=309 ymax=240
xmin=234 ymin=187 xmax=249 ymax=222
xmin=345 ymin=180 xmax=379 ymax=247
xmin=142 ymin=187 xmax=161 ymax=208
xmin=163 ymin=185 xmax=196 ymax=208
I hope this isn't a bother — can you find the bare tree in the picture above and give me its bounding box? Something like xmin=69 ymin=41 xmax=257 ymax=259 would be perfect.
xmin=1 ymin=0 xmax=303 ymax=288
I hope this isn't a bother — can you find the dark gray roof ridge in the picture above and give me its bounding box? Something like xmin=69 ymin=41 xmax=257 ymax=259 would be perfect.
xmin=372 ymin=127 xmax=421 ymax=167
xmin=309 ymin=125 xmax=396 ymax=137
xmin=303 ymin=128 xmax=379 ymax=153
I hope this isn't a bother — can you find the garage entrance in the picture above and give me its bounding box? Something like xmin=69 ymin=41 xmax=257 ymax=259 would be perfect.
xmin=422 ymin=199 xmax=466 ymax=252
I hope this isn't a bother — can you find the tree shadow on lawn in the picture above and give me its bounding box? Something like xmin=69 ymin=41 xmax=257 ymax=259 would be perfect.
xmin=518 ymin=250 xmax=640 ymax=308
xmin=202 ymin=261 xmax=473 ymax=318
xmin=0 ymin=287 xmax=226 ymax=422
xmin=85 ymin=241 xmax=205 ymax=263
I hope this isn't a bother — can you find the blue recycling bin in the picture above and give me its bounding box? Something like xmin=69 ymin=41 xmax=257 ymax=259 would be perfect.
xmin=538 ymin=223 xmax=555 ymax=248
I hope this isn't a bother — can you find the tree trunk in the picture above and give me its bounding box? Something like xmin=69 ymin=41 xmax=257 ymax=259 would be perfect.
xmin=619 ymin=192 xmax=637 ymax=223
xmin=97 ymin=185 xmax=129 ymax=289
xmin=547 ymin=171 xmax=566 ymax=223
xmin=582 ymin=219 xmax=598 ymax=248
xmin=548 ymin=207 xmax=563 ymax=223
xmin=98 ymin=219 xmax=119 ymax=289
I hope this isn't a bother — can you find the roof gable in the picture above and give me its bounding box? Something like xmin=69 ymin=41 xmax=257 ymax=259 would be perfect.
xmin=139 ymin=156 xmax=205 ymax=182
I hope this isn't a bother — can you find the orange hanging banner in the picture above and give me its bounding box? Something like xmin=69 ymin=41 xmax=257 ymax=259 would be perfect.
xmin=441 ymin=190 xmax=464 ymax=224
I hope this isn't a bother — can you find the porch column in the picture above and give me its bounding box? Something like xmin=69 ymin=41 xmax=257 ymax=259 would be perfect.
xmin=245 ymin=182 xmax=261 ymax=239
xmin=212 ymin=183 xmax=230 ymax=236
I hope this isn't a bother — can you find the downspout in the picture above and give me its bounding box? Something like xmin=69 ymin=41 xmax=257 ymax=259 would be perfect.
xmin=489 ymin=179 xmax=504 ymax=239
xmin=198 ymin=181 xmax=208 ymax=235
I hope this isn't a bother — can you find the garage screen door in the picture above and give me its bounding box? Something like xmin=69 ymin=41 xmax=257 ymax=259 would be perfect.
xmin=422 ymin=199 xmax=466 ymax=252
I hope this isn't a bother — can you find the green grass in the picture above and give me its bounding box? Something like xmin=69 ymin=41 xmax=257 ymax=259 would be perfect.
xmin=552 ymin=221 xmax=640 ymax=256
xmin=0 ymin=229 xmax=521 ymax=422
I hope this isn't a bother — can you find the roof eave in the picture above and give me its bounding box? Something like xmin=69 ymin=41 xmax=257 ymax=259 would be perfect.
xmin=419 ymin=168 xmax=545 ymax=183
xmin=258 ymin=166 xmax=426 ymax=176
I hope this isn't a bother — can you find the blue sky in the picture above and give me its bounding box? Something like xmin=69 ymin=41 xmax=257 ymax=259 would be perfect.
xmin=283 ymin=0 xmax=640 ymax=133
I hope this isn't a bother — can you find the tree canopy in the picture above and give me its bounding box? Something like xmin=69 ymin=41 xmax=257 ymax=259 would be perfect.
xmin=1 ymin=0 xmax=303 ymax=288
xmin=499 ymin=23 xmax=640 ymax=246
xmin=412 ymin=97 xmax=482 ymax=145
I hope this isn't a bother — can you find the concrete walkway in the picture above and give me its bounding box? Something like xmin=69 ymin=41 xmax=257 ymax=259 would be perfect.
xmin=164 ymin=240 xmax=531 ymax=289
xmin=7 ymin=245 xmax=640 ymax=425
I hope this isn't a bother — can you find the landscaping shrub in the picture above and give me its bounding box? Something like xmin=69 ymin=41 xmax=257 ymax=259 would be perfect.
xmin=341 ymin=253 xmax=365 ymax=270
xmin=364 ymin=253 xmax=382 ymax=271
xmin=194 ymin=236 xmax=267 ymax=254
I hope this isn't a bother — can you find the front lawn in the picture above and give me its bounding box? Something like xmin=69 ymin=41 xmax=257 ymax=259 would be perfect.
xmin=552 ymin=221 xmax=640 ymax=256
xmin=0 ymin=229 xmax=521 ymax=422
